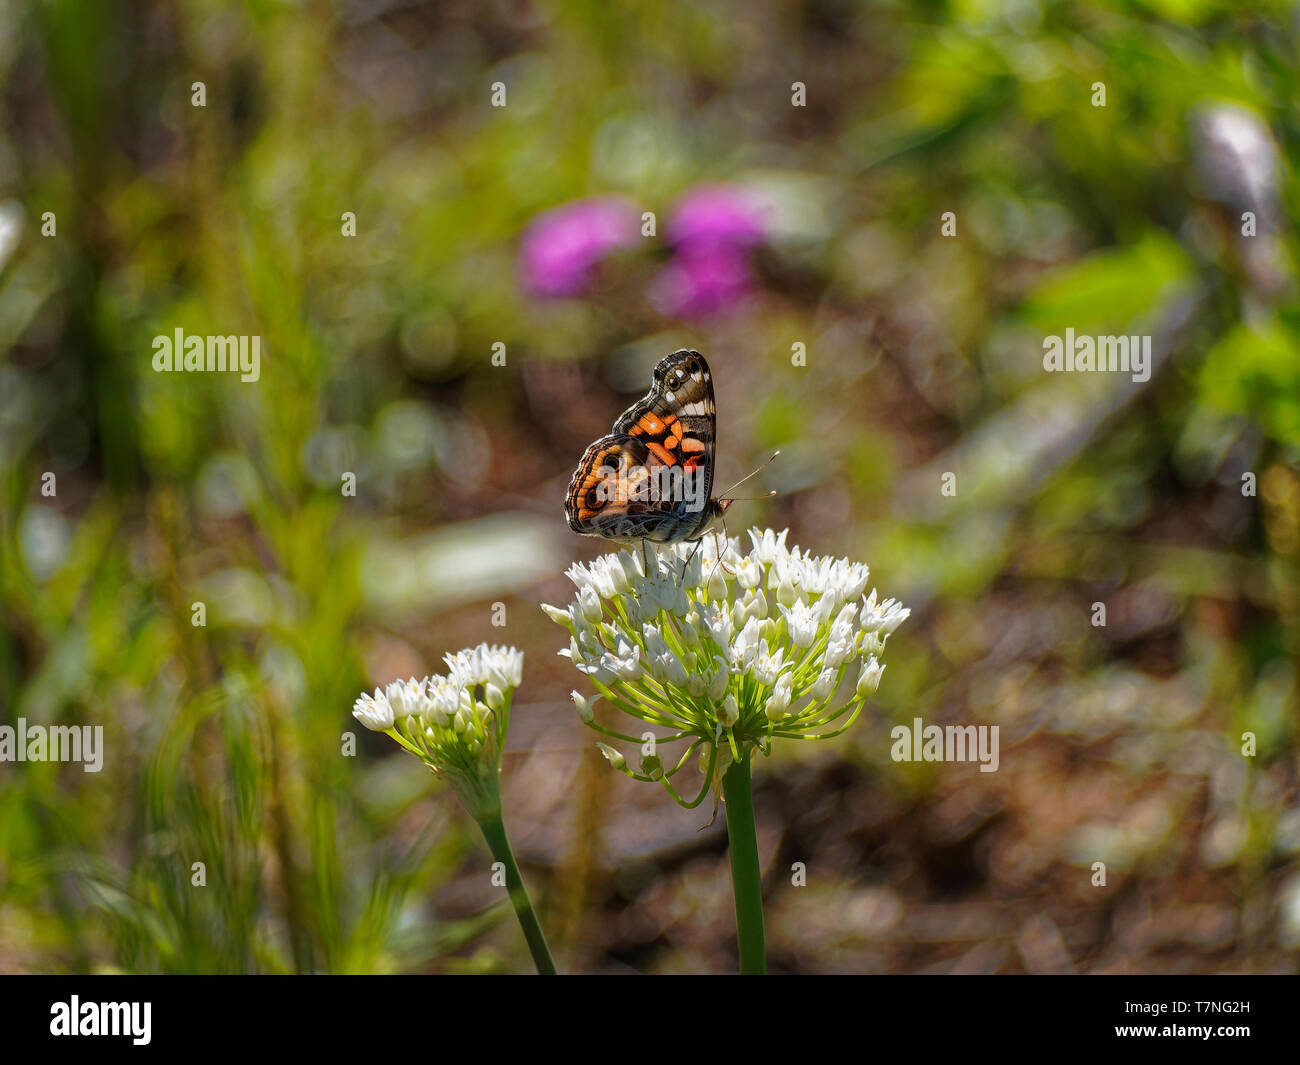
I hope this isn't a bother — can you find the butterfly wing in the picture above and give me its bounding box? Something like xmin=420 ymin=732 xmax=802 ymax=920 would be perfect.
xmin=613 ymin=349 xmax=717 ymax=508
xmin=565 ymin=350 xmax=719 ymax=544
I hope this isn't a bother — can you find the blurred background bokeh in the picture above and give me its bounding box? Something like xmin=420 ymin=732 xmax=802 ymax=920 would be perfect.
xmin=1 ymin=0 xmax=1298 ymax=974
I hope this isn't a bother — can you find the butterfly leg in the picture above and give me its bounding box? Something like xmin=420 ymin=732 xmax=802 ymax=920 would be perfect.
xmin=704 ymin=520 xmax=739 ymax=590
xmin=717 ymin=519 xmax=739 ymax=575
xmin=678 ymin=536 xmax=705 ymax=582
xmin=700 ymin=783 xmax=722 ymax=830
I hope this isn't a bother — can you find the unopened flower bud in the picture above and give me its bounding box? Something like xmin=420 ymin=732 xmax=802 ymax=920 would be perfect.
xmin=571 ymin=690 xmax=598 ymax=723
xmin=856 ymin=659 xmax=885 ymax=697
xmin=707 ymin=564 xmax=728 ymax=601
xmin=597 ymin=743 xmax=626 ymax=770
xmin=707 ymin=659 xmax=730 ymax=702
xmin=579 ymin=585 xmax=603 ymax=624
xmin=541 ymin=602 xmax=574 ymax=632
xmin=777 ymin=573 xmax=797 ymax=607
xmin=809 ymin=667 xmax=837 ymax=702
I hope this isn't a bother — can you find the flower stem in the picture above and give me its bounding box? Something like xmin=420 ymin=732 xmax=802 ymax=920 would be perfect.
xmin=476 ymin=810 xmax=557 ymax=975
xmin=722 ymin=749 xmax=766 ymax=974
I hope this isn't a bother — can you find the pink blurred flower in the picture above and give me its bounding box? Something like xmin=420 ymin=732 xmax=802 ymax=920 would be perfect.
xmin=667 ymin=185 xmax=765 ymax=249
xmin=649 ymin=245 xmax=755 ymax=319
xmin=518 ymin=198 xmax=639 ymax=298
xmin=651 ymin=184 xmax=767 ymax=318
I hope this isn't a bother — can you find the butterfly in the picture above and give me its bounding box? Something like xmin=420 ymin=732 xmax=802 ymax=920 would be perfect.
xmin=565 ymin=349 xmax=774 ymax=547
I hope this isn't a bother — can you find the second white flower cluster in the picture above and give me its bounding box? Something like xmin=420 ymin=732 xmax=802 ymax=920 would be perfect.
xmin=352 ymin=644 xmax=524 ymax=786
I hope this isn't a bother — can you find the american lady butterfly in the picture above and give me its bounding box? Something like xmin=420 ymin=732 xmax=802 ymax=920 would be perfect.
xmin=565 ymin=350 xmax=773 ymax=547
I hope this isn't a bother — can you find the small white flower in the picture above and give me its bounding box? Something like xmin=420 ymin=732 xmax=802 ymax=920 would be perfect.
xmin=730 ymin=615 xmax=763 ymax=667
xmin=385 ymin=677 xmax=427 ymax=722
xmin=676 ymin=547 xmax=705 ymax=590
xmin=836 ymin=560 xmax=871 ymax=604
xmin=656 ymin=574 xmax=690 ymax=616
xmin=578 ymin=584 xmax=603 ymax=625
xmin=748 ymin=527 xmax=789 ymax=565
xmin=859 ymin=631 xmax=886 ymax=658
xmin=571 ymin=690 xmax=598 ymax=723
xmin=565 ymin=561 xmax=596 ymax=595
xmin=809 ymin=667 xmax=838 ymax=702
xmin=443 ymin=647 xmax=482 ymax=687
xmin=765 ymin=673 xmax=794 ymax=720
xmin=352 ymin=688 xmax=394 ymax=731
xmin=679 ymin=610 xmax=705 ymax=650
xmin=617 ymin=550 xmax=642 ymax=587
xmin=860 ymin=589 xmax=910 ymax=635
xmin=856 ymin=659 xmax=885 ymax=697
xmin=707 ymin=656 xmax=729 ymax=701
xmin=702 ymin=600 xmax=734 ymax=650
xmin=426 ymin=675 xmax=461 ymax=723
xmin=650 ymin=648 xmax=688 ymax=687
xmin=576 ymin=656 xmax=615 ymax=686
xmin=603 ymin=640 xmax=643 ymax=681
xmin=589 ymin=557 xmax=619 ymax=599
xmin=732 ymin=588 xmax=770 ymax=629
xmin=605 ymin=555 xmax=633 ymax=595
xmin=749 ymin=642 xmax=787 ymax=686
xmin=734 ymin=556 xmax=764 ymax=589
xmin=706 ymin=563 xmax=729 ymax=601
xmin=830 ymin=601 xmax=859 ymax=642
xmin=776 ymin=570 xmax=798 ymax=608
xmin=484 ymin=644 xmax=524 ymax=689
xmin=823 ymin=635 xmax=854 ymax=670
xmin=719 ymin=693 xmax=739 ymax=728
xmin=779 ymin=600 xmax=819 ymax=649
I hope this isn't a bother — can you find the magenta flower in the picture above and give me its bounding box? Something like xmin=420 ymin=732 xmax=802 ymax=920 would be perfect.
xmin=518 ymin=198 xmax=639 ymax=298
xmin=649 ymin=245 xmax=756 ymax=319
xmin=651 ymin=184 xmax=767 ymax=318
xmin=667 ymin=185 xmax=766 ymax=249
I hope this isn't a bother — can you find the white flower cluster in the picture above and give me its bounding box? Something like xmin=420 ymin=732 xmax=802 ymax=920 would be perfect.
xmin=351 ymin=643 xmax=524 ymax=808
xmin=543 ymin=529 xmax=907 ymax=803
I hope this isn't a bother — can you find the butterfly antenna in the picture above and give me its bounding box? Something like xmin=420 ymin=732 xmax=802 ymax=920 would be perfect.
xmin=718 ymin=450 xmax=781 ymax=500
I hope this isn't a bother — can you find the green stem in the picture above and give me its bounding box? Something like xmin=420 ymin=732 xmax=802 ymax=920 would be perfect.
xmin=722 ymin=750 xmax=766 ymax=974
xmin=477 ymin=810 xmax=557 ymax=975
